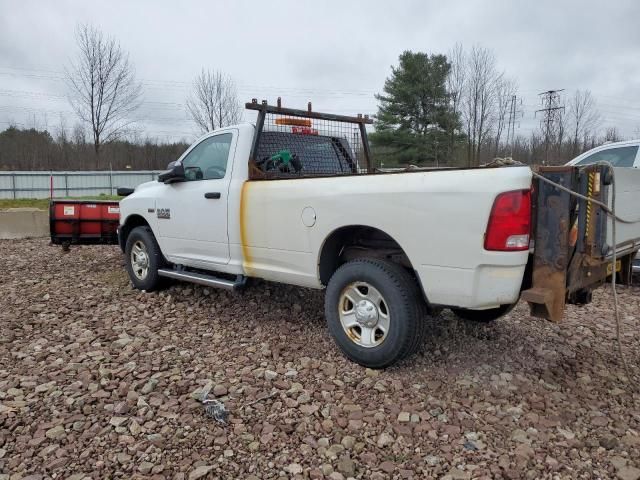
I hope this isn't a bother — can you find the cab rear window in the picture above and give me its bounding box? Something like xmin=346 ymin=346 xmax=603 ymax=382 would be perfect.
xmin=256 ymin=131 xmax=357 ymax=176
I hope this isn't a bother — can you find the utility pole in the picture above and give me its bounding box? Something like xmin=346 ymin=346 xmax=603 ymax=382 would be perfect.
xmin=535 ymin=89 xmax=565 ymax=165
xmin=504 ymin=95 xmax=524 ymax=159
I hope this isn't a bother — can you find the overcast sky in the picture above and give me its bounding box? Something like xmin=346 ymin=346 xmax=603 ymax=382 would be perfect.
xmin=1 ymin=0 xmax=640 ymax=145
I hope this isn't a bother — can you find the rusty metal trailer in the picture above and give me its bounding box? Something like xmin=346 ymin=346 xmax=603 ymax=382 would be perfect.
xmin=523 ymin=164 xmax=640 ymax=322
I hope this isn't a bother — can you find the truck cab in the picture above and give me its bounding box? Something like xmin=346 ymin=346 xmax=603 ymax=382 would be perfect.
xmin=119 ymin=125 xmax=253 ymax=274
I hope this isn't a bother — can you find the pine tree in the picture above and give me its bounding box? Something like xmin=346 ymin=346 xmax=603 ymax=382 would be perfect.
xmin=371 ymin=51 xmax=463 ymax=166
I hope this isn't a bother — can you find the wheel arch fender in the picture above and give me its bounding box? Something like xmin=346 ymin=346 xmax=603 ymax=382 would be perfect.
xmin=119 ymin=214 xmax=152 ymax=252
xmin=317 ymin=224 xmax=427 ymax=299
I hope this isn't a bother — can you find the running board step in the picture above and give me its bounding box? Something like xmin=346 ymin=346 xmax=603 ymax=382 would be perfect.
xmin=158 ymin=269 xmax=246 ymax=291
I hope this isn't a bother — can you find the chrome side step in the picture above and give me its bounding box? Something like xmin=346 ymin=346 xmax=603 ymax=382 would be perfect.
xmin=158 ymin=268 xmax=247 ymax=291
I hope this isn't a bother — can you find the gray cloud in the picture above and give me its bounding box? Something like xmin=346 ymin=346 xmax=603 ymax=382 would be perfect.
xmin=1 ymin=0 xmax=640 ymax=143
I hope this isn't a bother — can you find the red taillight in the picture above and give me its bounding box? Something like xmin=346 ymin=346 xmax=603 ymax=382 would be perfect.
xmin=484 ymin=190 xmax=531 ymax=251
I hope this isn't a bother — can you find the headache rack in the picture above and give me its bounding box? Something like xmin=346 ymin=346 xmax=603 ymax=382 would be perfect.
xmin=246 ymin=98 xmax=374 ymax=180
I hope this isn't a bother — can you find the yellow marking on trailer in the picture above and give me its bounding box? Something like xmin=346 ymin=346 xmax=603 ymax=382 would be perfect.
xmin=607 ymin=259 xmax=622 ymax=276
xmin=585 ymin=172 xmax=594 ymax=238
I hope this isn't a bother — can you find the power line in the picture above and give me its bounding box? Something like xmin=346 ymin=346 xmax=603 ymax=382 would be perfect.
xmin=0 ymin=67 xmax=379 ymax=97
xmin=5 ymin=65 xmax=640 ymax=140
xmin=505 ymin=95 xmax=525 ymax=156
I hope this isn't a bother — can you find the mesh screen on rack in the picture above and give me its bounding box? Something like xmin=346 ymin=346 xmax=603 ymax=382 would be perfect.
xmin=254 ymin=113 xmax=368 ymax=178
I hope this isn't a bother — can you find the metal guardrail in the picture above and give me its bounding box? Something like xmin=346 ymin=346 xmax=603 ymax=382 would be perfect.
xmin=0 ymin=171 xmax=163 ymax=199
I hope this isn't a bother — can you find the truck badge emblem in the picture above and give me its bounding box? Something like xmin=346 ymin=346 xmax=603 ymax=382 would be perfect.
xmin=157 ymin=208 xmax=171 ymax=219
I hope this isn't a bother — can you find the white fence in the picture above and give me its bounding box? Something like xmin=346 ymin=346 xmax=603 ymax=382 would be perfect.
xmin=0 ymin=170 xmax=163 ymax=199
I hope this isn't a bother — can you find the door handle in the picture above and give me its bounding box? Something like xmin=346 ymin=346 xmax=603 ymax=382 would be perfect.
xmin=204 ymin=192 xmax=221 ymax=199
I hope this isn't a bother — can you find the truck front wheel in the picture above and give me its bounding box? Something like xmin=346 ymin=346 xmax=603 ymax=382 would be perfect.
xmin=450 ymin=303 xmax=516 ymax=323
xmin=125 ymin=226 xmax=165 ymax=291
xmin=325 ymin=258 xmax=424 ymax=369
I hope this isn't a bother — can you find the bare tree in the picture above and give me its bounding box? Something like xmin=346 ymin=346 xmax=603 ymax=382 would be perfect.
xmin=567 ymin=89 xmax=601 ymax=155
xmin=54 ymin=115 xmax=70 ymax=169
xmin=447 ymin=43 xmax=466 ymax=119
xmin=492 ymin=76 xmax=517 ymax=157
xmin=446 ymin=43 xmax=466 ymax=154
xmin=604 ymin=126 xmax=622 ymax=142
xmin=186 ymin=69 xmax=241 ymax=133
xmin=65 ymin=23 xmax=142 ymax=158
xmin=462 ymin=46 xmax=502 ymax=166
xmin=55 ymin=115 xmax=69 ymax=145
xmin=72 ymin=122 xmax=87 ymax=146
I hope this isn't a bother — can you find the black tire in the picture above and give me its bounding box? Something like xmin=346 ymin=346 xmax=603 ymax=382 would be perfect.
xmin=450 ymin=303 xmax=516 ymax=323
xmin=124 ymin=226 xmax=165 ymax=291
xmin=325 ymin=258 xmax=424 ymax=369
xmin=411 ymin=295 xmax=430 ymax=356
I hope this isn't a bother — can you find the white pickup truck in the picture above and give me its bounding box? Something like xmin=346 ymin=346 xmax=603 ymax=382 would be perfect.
xmin=116 ymin=100 xmax=639 ymax=368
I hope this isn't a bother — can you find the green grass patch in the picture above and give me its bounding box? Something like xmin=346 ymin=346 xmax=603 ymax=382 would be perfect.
xmin=0 ymin=195 xmax=122 ymax=210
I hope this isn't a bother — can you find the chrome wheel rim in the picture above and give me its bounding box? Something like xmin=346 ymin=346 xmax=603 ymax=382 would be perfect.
xmin=339 ymin=282 xmax=389 ymax=348
xmin=130 ymin=240 xmax=149 ymax=280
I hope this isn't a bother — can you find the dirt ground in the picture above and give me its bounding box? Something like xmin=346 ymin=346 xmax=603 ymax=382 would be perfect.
xmin=1 ymin=239 xmax=640 ymax=480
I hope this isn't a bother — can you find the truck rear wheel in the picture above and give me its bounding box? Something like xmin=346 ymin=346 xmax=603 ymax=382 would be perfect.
xmin=450 ymin=303 xmax=516 ymax=323
xmin=325 ymin=258 xmax=424 ymax=368
xmin=125 ymin=226 xmax=165 ymax=291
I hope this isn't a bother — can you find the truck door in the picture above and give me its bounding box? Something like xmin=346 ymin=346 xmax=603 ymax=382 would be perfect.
xmin=155 ymin=131 xmax=236 ymax=266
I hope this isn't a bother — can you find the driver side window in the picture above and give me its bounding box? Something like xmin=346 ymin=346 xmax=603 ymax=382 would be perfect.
xmin=181 ymin=133 xmax=233 ymax=181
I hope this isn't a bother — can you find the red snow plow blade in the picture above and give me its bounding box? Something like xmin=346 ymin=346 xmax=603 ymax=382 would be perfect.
xmin=50 ymin=200 xmax=120 ymax=249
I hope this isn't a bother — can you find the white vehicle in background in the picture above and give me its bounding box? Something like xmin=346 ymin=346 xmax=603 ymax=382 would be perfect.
xmin=565 ymin=140 xmax=640 ymax=273
xmin=566 ymin=140 xmax=640 ymax=167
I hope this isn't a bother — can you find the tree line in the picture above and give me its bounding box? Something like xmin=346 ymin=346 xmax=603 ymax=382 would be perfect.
xmin=0 ymin=23 xmax=627 ymax=171
xmin=372 ymin=46 xmax=613 ymax=167
xmin=0 ymin=22 xmax=241 ymax=171
xmin=0 ymin=126 xmax=188 ymax=171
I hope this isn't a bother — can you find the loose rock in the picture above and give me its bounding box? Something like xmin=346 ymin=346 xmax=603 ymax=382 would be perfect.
xmin=2 ymin=239 xmax=639 ymax=479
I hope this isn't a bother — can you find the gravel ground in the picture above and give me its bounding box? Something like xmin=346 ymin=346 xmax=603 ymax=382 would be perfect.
xmin=2 ymin=239 xmax=640 ymax=480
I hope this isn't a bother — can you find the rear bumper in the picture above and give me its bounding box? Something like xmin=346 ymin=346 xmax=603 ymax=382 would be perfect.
xmin=417 ymin=261 xmax=527 ymax=309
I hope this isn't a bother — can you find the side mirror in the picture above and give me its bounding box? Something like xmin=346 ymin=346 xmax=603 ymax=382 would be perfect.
xmin=158 ymin=162 xmax=185 ymax=184
xmin=117 ymin=187 xmax=135 ymax=196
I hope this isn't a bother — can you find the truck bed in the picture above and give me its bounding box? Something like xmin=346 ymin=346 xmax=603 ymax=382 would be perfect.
xmin=241 ymin=165 xmax=533 ymax=308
